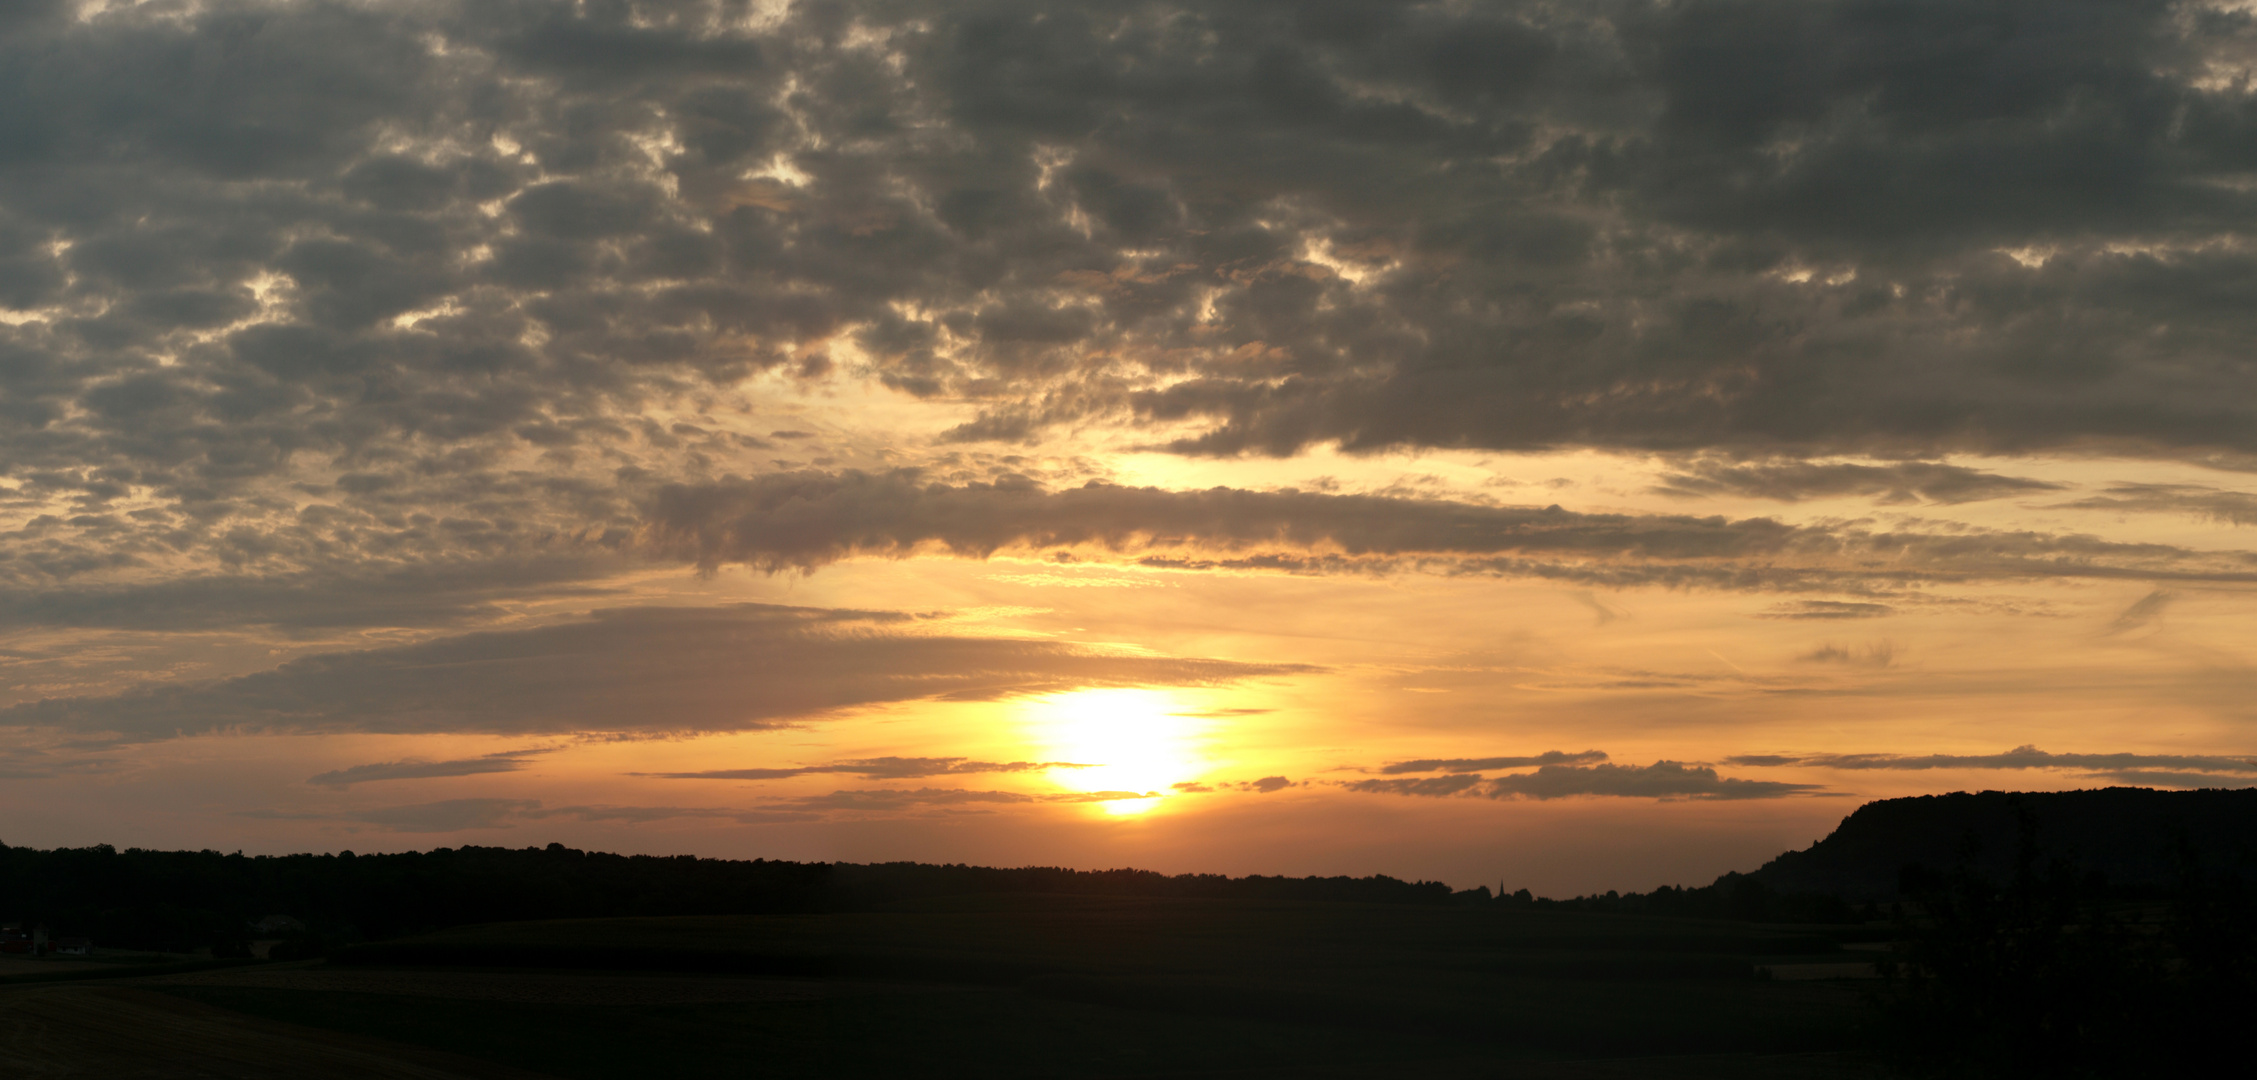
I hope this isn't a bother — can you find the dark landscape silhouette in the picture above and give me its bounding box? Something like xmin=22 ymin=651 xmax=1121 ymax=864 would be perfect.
xmin=3 ymin=787 xmax=2250 ymax=1077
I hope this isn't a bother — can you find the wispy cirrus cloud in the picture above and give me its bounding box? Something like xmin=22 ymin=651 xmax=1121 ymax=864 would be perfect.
xmin=1760 ymin=601 xmax=1895 ymax=620
xmin=233 ymin=787 xmax=1163 ymax=835
xmin=1653 ymin=461 xmax=2063 ymax=505
xmin=1727 ymin=745 xmax=2257 ymax=776
xmin=236 ymin=798 xmax=546 ymax=834
xmin=307 ymin=748 xmax=558 ymax=789
xmin=1377 ymin=750 xmax=1608 ymax=775
xmin=642 ymin=756 xmax=1093 ymax=781
xmin=2059 ymin=485 xmax=2257 ymax=527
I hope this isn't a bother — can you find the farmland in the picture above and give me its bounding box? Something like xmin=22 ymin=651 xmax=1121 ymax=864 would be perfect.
xmin=1 ymin=895 xmax=1887 ymax=1078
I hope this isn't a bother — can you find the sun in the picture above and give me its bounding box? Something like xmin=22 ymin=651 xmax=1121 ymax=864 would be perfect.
xmin=1022 ymin=688 xmax=1201 ymax=816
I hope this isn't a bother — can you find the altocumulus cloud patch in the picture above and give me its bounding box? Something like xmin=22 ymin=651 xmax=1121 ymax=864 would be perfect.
xmin=2 ymin=0 xmax=2257 ymax=645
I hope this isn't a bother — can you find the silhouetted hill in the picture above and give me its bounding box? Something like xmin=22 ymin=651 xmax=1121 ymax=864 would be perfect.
xmin=1746 ymin=787 xmax=2257 ymax=901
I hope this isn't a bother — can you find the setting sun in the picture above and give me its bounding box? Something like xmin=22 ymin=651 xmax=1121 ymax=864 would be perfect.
xmin=1022 ymin=689 xmax=1203 ymax=815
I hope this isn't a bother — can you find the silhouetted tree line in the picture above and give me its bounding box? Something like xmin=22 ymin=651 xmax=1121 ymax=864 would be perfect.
xmin=1492 ymin=874 xmax=1854 ymax=923
xmin=1871 ymin=809 xmax=2253 ymax=1078
xmin=0 ymin=841 xmax=1473 ymax=953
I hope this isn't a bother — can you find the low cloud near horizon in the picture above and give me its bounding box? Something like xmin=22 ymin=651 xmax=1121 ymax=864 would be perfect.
xmin=1346 ymin=760 xmax=1828 ymax=802
xmin=1 ymin=603 xmax=1314 ymax=740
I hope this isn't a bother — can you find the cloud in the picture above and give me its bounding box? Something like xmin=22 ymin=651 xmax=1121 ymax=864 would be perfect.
xmin=1568 ymin=591 xmax=1629 ymax=625
xmin=250 ymin=798 xmax=815 ymax=832
xmin=0 ymin=555 xmax=636 ymax=634
xmin=307 ymin=748 xmax=555 ymax=789
xmin=0 ymin=0 xmax=2252 ymax=658
xmin=0 ymin=745 xmax=121 ymax=781
xmin=1653 ymin=461 xmax=2062 ymax=505
xmin=532 ymin=804 xmax=822 ymax=826
xmin=1796 ymin=642 xmax=1895 ymax=667
xmin=1378 ymin=750 xmax=1608 ymax=775
xmin=2107 ymin=590 xmax=2174 ymax=634
xmin=1101 ymin=2 xmax=2257 ymax=464
xmin=1346 ymin=760 xmax=1824 ymax=801
xmin=2060 ymin=484 xmax=2257 ymax=526
xmin=639 ymin=470 xmax=1806 ymax=574
xmin=234 ymin=785 xmax=1164 ymax=833
xmin=1726 ymin=745 xmax=2257 ymax=776
xmin=2081 ymin=770 xmax=2257 ymax=790
xmin=643 ymin=757 xmax=1092 ymax=781
xmin=1760 ymin=601 xmax=1894 ymax=620
xmin=768 ymin=787 xmax=1153 ymax=812
xmin=356 ymin=798 xmax=542 ymax=834
xmin=643 ymin=470 xmax=2257 ymax=592
xmin=0 ymin=604 xmax=1313 ymax=739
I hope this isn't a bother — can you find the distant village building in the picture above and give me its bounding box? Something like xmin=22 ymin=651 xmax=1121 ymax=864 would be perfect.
xmin=0 ymin=924 xmax=62 ymax=955
xmin=252 ymin=915 xmax=306 ymax=936
xmin=52 ymin=937 xmax=90 ymax=956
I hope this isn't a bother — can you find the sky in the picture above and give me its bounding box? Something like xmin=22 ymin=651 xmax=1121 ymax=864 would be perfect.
xmin=4 ymin=0 xmax=2257 ymax=896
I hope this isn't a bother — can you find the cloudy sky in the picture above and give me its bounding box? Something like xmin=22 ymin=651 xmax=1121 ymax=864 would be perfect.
xmin=4 ymin=0 xmax=2257 ymax=895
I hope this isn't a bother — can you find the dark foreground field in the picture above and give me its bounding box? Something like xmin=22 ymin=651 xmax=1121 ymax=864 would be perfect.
xmin=0 ymin=895 xmax=1887 ymax=1078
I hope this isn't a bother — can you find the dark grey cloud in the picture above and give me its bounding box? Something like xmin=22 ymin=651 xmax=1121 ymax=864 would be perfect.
xmin=307 ymin=748 xmax=555 ymax=789
xmin=0 ymin=0 xmax=2247 ymax=612
xmin=1346 ymin=760 xmax=1825 ymax=801
xmin=0 ymin=603 xmax=1313 ymax=739
xmin=2062 ymin=484 xmax=2257 ymax=526
xmin=643 ymin=756 xmax=1091 ymax=781
xmin=1378 ymin=749 xmax=1608 ymax=775
xmin=641 ymin=470 xmax=1804 ymax=572
xmin=1100 ymin=1 xmax=2257 ymax=463
xmin=1652 ymin=461 xmax=2062 ymax=505
xmin=1760 ymin=601 xmax=1894 ymax=620
xmin=1727 ymin=745 xmax=2257 ymax=775
xmin=645 ymin=469 xmax=2257 ymax=591
xmin=0 ymin=0 xmax=2250 ymax=664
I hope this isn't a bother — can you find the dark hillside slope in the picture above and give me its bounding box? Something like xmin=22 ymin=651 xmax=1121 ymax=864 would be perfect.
xmin=1747 ymin=787 xmax=2257 ymax=901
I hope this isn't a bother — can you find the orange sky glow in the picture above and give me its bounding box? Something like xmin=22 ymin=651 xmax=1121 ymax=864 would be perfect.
xmin=3 ymin=0 xmax=2256 ymax=896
